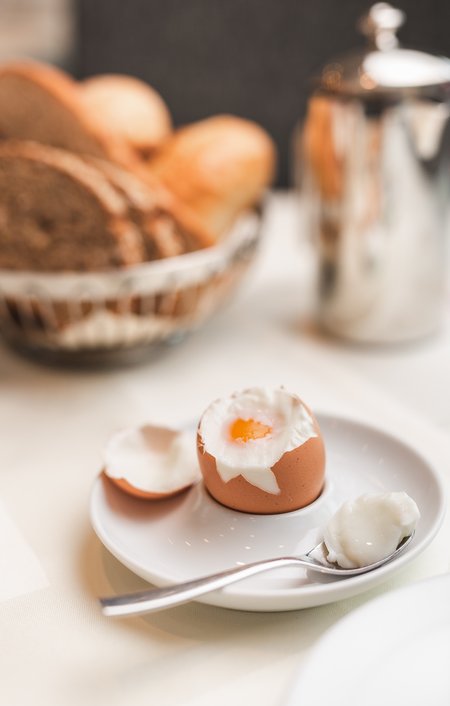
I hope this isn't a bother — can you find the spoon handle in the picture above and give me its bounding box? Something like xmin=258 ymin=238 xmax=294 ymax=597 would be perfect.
xmin=100 ymin=556 xmax=303 ymax=617
xmin=99 ymin=533 xmax=413 ymax=617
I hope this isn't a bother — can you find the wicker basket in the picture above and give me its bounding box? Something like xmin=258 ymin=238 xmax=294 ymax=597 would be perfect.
xmin=0 ymin=212 xmax=260 ymax=365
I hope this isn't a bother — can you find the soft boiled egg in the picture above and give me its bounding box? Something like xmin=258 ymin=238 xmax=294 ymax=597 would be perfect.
xmin=197 ymin=387 xmax=325 ymax=514
xmin=103 ymin=424 xmax=201 ymax=499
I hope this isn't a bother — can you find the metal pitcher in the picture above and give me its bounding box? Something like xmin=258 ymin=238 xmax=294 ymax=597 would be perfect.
xmin=298 ymin=3 xmax=450 ymax=343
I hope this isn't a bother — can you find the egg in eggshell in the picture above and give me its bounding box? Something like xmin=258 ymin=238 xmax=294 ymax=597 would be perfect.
xmin=103 ymin=424 xmax=201 ymax=499
xmin=197 ymin=387 xmax=325 ymax=514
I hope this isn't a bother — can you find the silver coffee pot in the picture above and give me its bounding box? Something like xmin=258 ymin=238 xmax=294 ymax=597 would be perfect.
xmin=298 ymin=3 xmax=450 ymax=343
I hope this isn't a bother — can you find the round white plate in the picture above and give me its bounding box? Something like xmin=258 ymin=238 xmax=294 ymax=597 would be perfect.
xmin=285 ymin=572 xmax=450 ymax=706
xmin=90 ymin=414 xmax=445 ymax=612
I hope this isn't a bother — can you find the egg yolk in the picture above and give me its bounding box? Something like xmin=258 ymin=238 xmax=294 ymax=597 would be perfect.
xmin=229 ymin=418 xmax=272 ymax=443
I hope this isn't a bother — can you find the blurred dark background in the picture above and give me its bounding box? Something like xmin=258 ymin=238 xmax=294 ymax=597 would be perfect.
xmin=2 ymin=1 xmax=450 ymax=185
xmin=74 ymin=0 xmax=450 ymax=185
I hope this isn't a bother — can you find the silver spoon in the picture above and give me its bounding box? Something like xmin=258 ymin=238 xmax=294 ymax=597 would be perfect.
xmin=99 ymin=533 xmax=413 ymax=617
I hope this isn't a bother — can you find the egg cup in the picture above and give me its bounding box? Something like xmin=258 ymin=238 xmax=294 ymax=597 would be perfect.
xmin=198 ymin=435 xmax=325 ymax=514
xmin=197 ymin=388 xmax=326 ymax=515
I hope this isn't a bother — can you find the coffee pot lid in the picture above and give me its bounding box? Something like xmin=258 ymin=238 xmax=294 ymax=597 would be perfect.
xmin=318 ymin=3 xmax=450 ymax=98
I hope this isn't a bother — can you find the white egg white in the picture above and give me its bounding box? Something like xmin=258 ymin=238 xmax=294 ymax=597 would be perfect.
xmin=199 ymin=387 xmax=317 ymax=494
xmin=104 ymin=425 xmax=200 ymax=493
xmin=324 ymin=492 xmax=420 ymax=569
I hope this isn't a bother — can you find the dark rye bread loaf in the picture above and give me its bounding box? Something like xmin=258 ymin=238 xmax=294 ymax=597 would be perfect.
xmin=0 ymin=61 xmax=137 ymax=168
xmin=0 ymin=141 xmax=146 ymax=271
xmin=89 ymin=158 xmax=216 ymax=258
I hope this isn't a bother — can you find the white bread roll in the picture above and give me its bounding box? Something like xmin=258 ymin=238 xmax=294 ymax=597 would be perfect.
xmin=146 ymin=115 xmax=276 ymax=238
xmin=81 ymin=74 xmax=172 ymax=157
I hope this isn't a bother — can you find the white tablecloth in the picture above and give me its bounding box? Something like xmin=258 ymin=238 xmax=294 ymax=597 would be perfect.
xmin=1 ymin=192 xmax=449 ymax=706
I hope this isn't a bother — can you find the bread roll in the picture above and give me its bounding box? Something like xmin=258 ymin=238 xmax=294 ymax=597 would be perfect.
xmin=0 ymin=61 xmax=137 ymax=167
xmin=146 ymin=115 xmax=276 ymax=238
xmin=81 ymin=74 xmax=172 ymax=158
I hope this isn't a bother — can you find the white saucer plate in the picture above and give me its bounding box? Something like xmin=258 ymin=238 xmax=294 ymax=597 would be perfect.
xmin=90 ymin=414 xmax=445 ymax=612
xmin=285 ymin=572 xmax=450 ymax=706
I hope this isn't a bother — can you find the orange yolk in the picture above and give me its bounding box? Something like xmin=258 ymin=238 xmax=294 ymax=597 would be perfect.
xmin=229 ymin=418 xmax=272 ymax=443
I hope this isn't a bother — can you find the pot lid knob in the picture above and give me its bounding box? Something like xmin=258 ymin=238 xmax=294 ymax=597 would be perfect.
xmin=358 ymin=3 xmax=405 ymax=50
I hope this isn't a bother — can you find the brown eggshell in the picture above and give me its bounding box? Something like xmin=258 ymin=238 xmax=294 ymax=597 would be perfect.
xmin=102 ymin=470 xmax=194 ymax=501
xmin=197 ymin=416 xmax=325 ymax=514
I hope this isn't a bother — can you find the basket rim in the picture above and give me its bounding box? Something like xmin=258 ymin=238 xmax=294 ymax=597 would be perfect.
xmin=0 ymin=212 xmax=261 ymax=299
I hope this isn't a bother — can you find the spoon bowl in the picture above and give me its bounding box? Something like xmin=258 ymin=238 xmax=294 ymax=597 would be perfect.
xmin=99 ymin=533 xmax=414 ymax=617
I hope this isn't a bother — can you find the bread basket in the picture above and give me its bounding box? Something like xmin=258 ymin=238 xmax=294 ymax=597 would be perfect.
xmin=0 ymin=211 xmax=260 ymax=365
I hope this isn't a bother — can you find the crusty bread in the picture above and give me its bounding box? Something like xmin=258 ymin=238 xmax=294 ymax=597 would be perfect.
xmin=0 ymin=60 xmax=271 ymax=273
xmin=0 ymin=61 xmax=137 ymax=167
xmin=146 ymin=115 xmax=276 ymax=238
xmin=80 ymin=74 xmax=172 ymax=158
xmin=0 ymin=141 xmax=145 ymax=271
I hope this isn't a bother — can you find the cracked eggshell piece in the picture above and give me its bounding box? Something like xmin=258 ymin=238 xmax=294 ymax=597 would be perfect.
xmin=103 ymin=424 xmax=201 ymax=500
xmin=197 ymin=388 xmax=326 ymax=514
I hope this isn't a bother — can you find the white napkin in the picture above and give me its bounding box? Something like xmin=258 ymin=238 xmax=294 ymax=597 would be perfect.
xmin=0 ymin=499 xmax=48 ymax=602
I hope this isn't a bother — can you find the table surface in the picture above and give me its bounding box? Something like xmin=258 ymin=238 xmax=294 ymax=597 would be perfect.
xmin=1 ymin=192 xmax=449 ymax=706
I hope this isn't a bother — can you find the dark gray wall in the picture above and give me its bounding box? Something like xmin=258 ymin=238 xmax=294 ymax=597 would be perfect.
xmin=75 ymin=0 xmax=450 ymax=185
